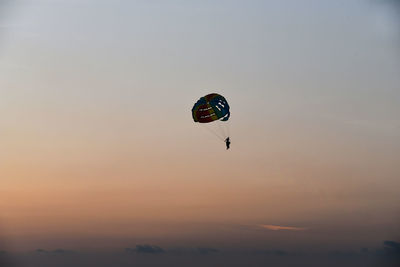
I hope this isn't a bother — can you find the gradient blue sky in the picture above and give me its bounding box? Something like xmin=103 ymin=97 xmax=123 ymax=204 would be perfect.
xmin=0 ymin=0 xmax=399 ymax=256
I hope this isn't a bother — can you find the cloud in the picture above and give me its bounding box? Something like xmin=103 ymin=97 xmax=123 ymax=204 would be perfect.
xmin=196 ymin=247 xmax=219 ymax=255
xmin=35 ymin=249 xmax=49 ymax=254
xmin=383 ymin=240 xmax=400 ymax=255
xmin=328 ymin=250 xmax=357 ymax=258
xmin=126 ymin=245 xmax=165 ymax=254
xmin=2 ymin=242 xmax=398 ymax=267
xmin=52 ymin=249 xmax=76 ymax=254
xmin=35 ymin=248 xmax=76 ymax=254
xmin=255 ymin=249 xmax=289 ymax=256
xmin=258 ymin=224 xmax=307 ymax=231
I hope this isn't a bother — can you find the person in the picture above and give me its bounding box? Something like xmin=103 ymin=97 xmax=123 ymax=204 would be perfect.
xmin=225 ymin=137 xmax=231 ymax=150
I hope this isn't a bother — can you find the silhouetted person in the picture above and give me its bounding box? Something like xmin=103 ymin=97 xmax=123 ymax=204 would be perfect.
xmin=225 ymin=137 xmax=231 ymax=150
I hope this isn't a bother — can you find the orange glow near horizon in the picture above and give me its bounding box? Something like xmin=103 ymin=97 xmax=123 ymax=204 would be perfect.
xmin=0 ymin=0 xmax=399 ymax=253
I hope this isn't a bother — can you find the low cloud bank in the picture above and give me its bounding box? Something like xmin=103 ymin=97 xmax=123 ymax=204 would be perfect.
xmin=125 ymin=245 xmax=164 ymax=254
xmin=383 ymin=240 xmax=400 ymax=255
xmin=196 ymin=247 xmax=219 ymax=254
xmin=258 ymin=224 xmax=307 ymax=231
xmin=0 ymin=240 xmax=398 ymax=267
xmin=255 ymin=249 xmax=288 ymax=256
xmin=35 ymin=249 xmax=75 ymax=255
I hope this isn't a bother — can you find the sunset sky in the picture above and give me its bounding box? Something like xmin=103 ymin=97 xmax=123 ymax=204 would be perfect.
xmin=0 ymin=0 xmax=399 ymax=265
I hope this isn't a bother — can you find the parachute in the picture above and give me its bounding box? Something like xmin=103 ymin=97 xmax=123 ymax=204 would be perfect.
xmin=192 ymin=93 xmax=230 ymax=141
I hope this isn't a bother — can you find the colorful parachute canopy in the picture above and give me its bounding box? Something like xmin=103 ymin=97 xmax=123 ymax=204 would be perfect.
xmin=192 ymin=93 xmax=230 ymax=123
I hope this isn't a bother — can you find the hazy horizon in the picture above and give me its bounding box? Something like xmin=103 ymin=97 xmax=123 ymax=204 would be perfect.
xmin=1 ymin=0 xmax=399 ymax=266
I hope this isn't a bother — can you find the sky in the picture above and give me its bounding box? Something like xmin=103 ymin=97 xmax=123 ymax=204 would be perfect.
xmin=0 ymin=0 xmax=399 ymax=266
